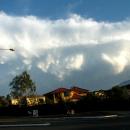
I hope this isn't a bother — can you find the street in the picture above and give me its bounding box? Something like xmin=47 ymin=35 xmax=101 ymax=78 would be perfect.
xmin=0 ymin=114 xmax=130 ymax=130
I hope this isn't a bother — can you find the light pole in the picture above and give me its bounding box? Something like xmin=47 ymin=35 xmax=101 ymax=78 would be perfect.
xmin=0 ymin=48 xmax=15 ymax=51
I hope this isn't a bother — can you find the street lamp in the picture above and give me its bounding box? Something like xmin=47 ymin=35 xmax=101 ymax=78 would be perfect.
xmin=0 ymin=48 xmax=15 ymax=51
xmin=9 ymin=49 xmax=15 ymax=51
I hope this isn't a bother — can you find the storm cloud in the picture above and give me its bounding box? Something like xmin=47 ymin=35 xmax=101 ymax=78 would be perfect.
xmin=0 ymin=12 xmax=130 ymax=95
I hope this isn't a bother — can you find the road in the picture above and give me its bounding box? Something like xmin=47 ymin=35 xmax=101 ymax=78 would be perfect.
xmin=0 ymin=114 xmax=130 ymax=130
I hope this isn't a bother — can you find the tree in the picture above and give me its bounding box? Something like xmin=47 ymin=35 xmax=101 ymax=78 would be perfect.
xmin=0 ymin=96 xmax=8 ymax=107
xmin=110 ymin=86 xmax=129 ymax=100
xmin=9 ymin=71 xmax=36 ymax=98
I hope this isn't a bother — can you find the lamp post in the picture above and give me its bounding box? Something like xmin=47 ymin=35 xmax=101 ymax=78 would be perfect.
xmin=0 ymin=48 xmax=15 ymax=51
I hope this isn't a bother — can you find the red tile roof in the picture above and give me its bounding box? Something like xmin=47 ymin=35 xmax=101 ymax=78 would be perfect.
xmin=44 ymin=88 xmax=69 ymax=95
xmin=44 ymin=86 xmax=88 ymax=96
xmin=70 ymin=86 xmax=89 ymax=93
xmin=52 ymin=88 xmax=69 ymax=94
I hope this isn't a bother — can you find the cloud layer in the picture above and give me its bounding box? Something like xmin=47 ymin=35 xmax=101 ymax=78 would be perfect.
xmin=0 ymin=12 xmax=130 ymax=95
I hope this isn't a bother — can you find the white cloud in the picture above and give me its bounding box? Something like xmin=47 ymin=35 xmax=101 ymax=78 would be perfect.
xmin=65 ymin=54 xmax=84 ymax=70
xmin=37 ymin=54 xmax=84 ymax=79
xmin=37 ymin=55 xmax=56 ymax=73
xmin=1 ymin=12 xmax=130 ymax=94
xmin=102 ymin=47 xmax=130 ymax=73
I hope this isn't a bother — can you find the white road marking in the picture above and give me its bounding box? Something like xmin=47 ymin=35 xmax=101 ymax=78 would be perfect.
xmin=64 ymin=115 xmax=118 ymax=119
xmin=0 ymin=123 xmax=51 ymax=127
xmin=104 ymin=115 xmax=118 ymax=118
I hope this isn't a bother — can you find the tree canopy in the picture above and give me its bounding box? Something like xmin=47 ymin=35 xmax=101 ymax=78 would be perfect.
xmin=9 ymin=71 xmax=36 ymax=98
xmin=110 ymin=86 xmax=129 ymax=100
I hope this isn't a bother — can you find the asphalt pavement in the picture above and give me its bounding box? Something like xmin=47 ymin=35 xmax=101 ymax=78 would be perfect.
xmin=0 ymin=112 xmax=130 ymax=130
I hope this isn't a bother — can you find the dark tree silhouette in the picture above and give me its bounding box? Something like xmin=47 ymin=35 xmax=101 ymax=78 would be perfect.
xmin=110 ymin=86 xmax=129 ymax=101
xmin=9 ymin=71 xmax=36 ymax=98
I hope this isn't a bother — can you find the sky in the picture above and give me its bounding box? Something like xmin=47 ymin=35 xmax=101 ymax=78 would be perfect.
xmin=0 ymin=0 xmax=130 ymax=95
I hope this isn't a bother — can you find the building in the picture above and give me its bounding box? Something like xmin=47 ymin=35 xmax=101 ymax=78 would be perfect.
xmin=69 ymin=87 xmax=89 ymax=102
xmin=26 ymin=96 xmax=46 ymax=106
xmin=11 ymin=86 xmax=89 ymax=105
xmin=44 ymin=86 xmax=89 ymax=103
xmin=11 ymin=96 xmax=46 ymax=106
xmin=11 ymin=98 xmax=20 ymax=105
xmin=44 ymin=88 xmax=70 ymax=104
xmin=93 ymin=90 xmax=106 ymax=99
